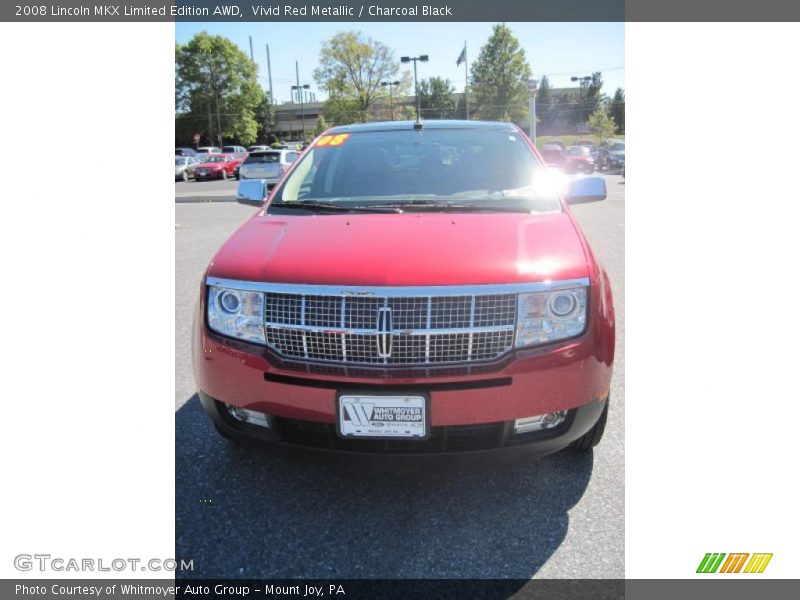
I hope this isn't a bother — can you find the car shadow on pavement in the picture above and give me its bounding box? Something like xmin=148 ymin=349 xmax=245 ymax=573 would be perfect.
xmin=176 ymin=393 xmax=593 ymax=580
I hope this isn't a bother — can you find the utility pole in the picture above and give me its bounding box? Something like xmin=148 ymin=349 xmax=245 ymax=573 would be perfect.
xmin=463 ymin=42 xmax=469 ymax=119
xmin=248 ymin=35 xmax=254 ymax=61
xmin=215 ymin=83 xmax=223 ymax=147
xmin=266 ymin=44 xmax=273 ymax=103
xmin=528 ymin=79 xmax=538 ymax=143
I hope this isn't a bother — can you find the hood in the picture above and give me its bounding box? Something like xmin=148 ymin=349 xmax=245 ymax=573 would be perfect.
xmin=609 ymin=151 xmax=625 ymax=158
xmin=207 ymin=211 xmax=589 ymax=286
xmin=196 ymin=162 xmax=222 ymax=170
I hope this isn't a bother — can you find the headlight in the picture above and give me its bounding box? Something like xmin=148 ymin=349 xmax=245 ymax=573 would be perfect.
xmin=207 ymin=286 xmax=265 ymax=344
xmin=515 ymin=287 xmax=588 ymax=348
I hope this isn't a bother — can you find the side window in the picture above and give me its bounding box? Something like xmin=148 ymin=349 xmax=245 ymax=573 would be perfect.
xmin=286 ymin=152 xmax=300 ymax=163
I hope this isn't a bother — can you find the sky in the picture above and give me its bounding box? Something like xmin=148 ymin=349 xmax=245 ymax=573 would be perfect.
xmin=175 ymin=22 xmax=624 ymax=104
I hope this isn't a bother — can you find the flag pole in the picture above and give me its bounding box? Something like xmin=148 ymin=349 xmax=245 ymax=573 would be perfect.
xmin=464 ymin=42 xmax=469 ymax=120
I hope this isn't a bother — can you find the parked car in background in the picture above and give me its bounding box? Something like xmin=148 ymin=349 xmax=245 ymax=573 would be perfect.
xmin=196 ymin=146 xmax=222 ymax=157
xmin=175 ymin=156 xmax=200 ymax=181
xmin=247 ymin=145 xmax=269 ymax=153
xmin=238 ymin=149 xmax=301 ymax=186
xmin=222 ymin=145 xmax=247 ymax=157
xmin=598 ymin=141 xmax=625 ymax=172
xmin=564 ymin=145 xmax=596 ymax=174
xmin=196 ymin=120 xmax=614 ymax=461
xmin=574 ymin=139 xmax=599 ymax=161
xmin=193 ymin=154 xmax=242 ymax=181
xmin=541 ymin=139 xmax=566 ymax=151
xmin=175 ymin=147 xmax=197 ymax=157
xmin=540 ymin=146 xmax=566 ymax=170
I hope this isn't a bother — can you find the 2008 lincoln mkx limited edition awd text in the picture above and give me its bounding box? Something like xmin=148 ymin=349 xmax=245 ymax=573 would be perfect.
xmin=192 ymin=120 xmax=615 ymax=462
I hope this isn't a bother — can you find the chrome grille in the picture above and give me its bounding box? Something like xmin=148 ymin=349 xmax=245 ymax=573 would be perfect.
xmin=262 ymin=290 xmax=517 ymax=366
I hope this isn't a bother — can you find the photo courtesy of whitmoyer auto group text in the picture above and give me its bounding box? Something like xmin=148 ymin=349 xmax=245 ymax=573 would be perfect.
xmin=2 ymin=0 xmax=800 ymax=599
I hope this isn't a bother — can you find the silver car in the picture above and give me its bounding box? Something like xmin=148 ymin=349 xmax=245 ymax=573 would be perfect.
xmin=175 ymin=156 xmax=200 ymax=182
xmin=238 ymin=149 xmax=301 ymax=184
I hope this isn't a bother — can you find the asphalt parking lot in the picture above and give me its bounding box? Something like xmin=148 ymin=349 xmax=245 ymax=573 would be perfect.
xmin=175 ymin=178 xmax=238 ymax=203
xmin=175 ymin=174 xmax=625 ymax=579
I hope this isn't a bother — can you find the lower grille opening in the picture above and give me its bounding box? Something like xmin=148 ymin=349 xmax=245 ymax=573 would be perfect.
xmin=273 ymin=418 xmax=505 ymax=454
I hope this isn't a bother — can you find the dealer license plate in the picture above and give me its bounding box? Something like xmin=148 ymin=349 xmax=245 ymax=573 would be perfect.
xmin=337 ymin=395 xmax=428 ymax=439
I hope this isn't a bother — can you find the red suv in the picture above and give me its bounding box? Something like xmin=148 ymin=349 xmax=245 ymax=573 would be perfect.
xmin=193 ymin=121 xmax=615 ymax=462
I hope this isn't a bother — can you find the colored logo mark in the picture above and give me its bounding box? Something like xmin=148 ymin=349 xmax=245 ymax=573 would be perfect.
xmin=697 ymin=553 xmax=773 ymax=574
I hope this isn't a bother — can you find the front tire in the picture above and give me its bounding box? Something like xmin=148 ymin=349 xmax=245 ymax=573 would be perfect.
xmin=182 ymin=170 xmax=189 ymax=182
xmin=570 ymin=401 xmax=608 ymax=451
xmin=221 ymin=170 xmax=228 ymax=180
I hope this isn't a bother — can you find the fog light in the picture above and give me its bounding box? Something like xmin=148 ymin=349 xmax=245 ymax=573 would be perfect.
xmin=227 ymin=404 xmax=270 ymax=428
xmin=514 ymin=411 xmax=567 ymax=434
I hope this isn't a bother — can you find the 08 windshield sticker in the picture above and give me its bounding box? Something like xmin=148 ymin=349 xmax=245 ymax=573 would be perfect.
xmin=315 ymin=133 xmax=350 ymax=147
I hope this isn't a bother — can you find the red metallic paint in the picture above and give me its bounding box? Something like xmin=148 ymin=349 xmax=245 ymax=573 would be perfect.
xmin=192 ymin=124 xmax=615 ymax=430
xmin=206 ymin=212 xmax=590 ymax=286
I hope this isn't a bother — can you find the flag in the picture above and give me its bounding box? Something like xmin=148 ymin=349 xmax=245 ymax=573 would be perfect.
xmin=456 ymin=45 xmax=466 ymax=66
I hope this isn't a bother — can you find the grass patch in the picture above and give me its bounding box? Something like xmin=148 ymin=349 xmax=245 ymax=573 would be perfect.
xmin=535 ymin=134 xmax=625 ymax=147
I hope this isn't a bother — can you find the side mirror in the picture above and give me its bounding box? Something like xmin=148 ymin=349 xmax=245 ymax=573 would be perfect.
xmin=565 ymin=176 xmax=607 ymax=205
xmin=236 ymin=179 xmax=268 ymax=207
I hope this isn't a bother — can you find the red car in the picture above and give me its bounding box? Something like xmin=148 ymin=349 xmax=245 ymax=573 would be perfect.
xmin=564 ymin=145 xmax=596 ymax=174
xmin=193 ymin=121 xmax=615 ymax=462
xmin=193 ymin=153 xmax=242 ymax=181
xmin=540 ymin=146 xmax=567 ymax=169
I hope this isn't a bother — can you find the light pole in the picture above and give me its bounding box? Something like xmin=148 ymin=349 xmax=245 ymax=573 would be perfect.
xmin=400 ymin=54 xmax=428 ymax=121
xmin=292 ymin=61 xmax=311 ymax=142
xmin=528 ymin=79 xmax=538 ymax=143
xmin=291 ymin=84 xmax=310 ymax=141
xmin=571 ymin=75 xmax=592 ymax=94
xmin=571 ymin=75 xmax=593 ymax=128
xmin=381 ymin=80 xmax=400 ymax=120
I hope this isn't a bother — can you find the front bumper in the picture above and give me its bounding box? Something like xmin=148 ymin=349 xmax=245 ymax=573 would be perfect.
xmin=194 ymin=170 xmax=223 ymax=180
xmin=192 ymin=273 xmax=615 ymax=459
xmin=200 ymin=390 xmax=608 ymax=463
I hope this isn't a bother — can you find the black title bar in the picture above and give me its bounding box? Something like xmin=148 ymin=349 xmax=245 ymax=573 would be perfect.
xmin=6 ymin=0 xmax=800 ymax=22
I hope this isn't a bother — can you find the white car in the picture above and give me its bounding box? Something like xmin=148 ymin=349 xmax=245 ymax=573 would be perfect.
xmin=238 ymin=149 xmax=301 ymax=185
xmin=222 ymin=145 xmax=247 ymax=156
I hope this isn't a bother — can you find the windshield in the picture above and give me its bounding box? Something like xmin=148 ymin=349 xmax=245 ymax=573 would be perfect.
xmin=244 ymin=152 xmax=280 ymax=164
xmin=204 ymin=156 xmax=226 ymax=163
xmin=175 ymin=158 xmax=187 ymax=166
xmin=609 ymin=143 xmax=625 ymax=151
xmin=270 ymin=127 xmax=559 ymax=213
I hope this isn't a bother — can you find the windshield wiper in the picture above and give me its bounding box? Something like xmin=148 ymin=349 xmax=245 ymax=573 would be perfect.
xmin=269 ymin=201 xmax=401 ymax=213
xmin=376 ymin=199 xmax=531 ymax=213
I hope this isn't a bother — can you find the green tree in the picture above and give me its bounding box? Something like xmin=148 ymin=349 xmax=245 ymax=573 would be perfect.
xmin=609 ymin=87 xmax=625 ymax=134
xmin=314 ymin=31 xmax=409 ymax=123
xmin=470 ymin=24 xmax=532 ymax=123
xmin=255 ymin=92 xmax=276 ymax=144
xmin=535 ymin=75 xmax=553 ymax=133
xmin=588 ymin=107 xmax=617 ymax=140
xmin=579 ymin=71 xmax=605 ymax=124
xmin=314 ymin=114 xmax=330 ymax=136
xmin=418 ymin=77 xmax=458 ymax=119
xmin=322 ymin=76 xmax=368 ymax=125
xmin=175 ymin=32 xmax=264 ymax=146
